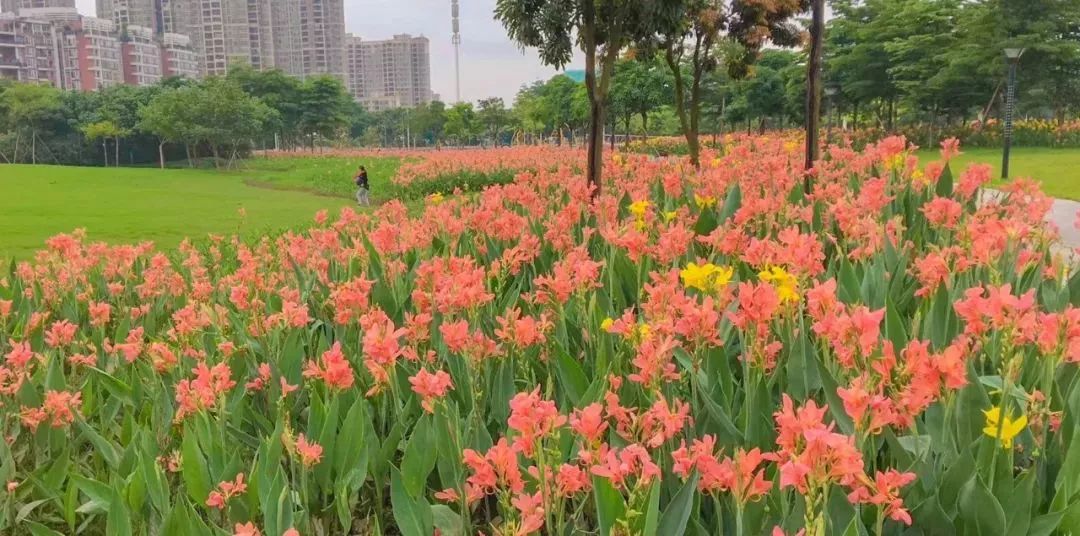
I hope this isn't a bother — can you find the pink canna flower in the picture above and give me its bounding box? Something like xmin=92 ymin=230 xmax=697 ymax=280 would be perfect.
xmin=302 ymin=341 xmax=355 ymax=391
xmin=511 ymin=490 xmax=545 ymax=535
xmin=409 ymin=369 xmax=453 ymax=413
xmin=88 ymin=301 xmax=111 ymax=327
xmin=207 ymin=473 xmax=247 ymax=509
xmin=44 ymin=320 xmax=77 ymax=348
xmin=174 ymin=363 xmax=236 ymax=422
xmin=245 ymin=363 xmax=272 ymax=391
xmin=5 ymin=340 xmax=34 ymax=369
xmin=294 ymin=433 xmax=324 ymax=468
xmin=588 ymin=443 xmax=661 ymax=489
xmin=555 ymin=463 xmax=590 ymax=496
xmin=439 ymin=319 xmax=471 ymax=353
xmin=569 ymin=403 xmax=608 ymax=445
xmin=495 ymin=308 xmax=551 ymax=349
xmin=232 ymin=522 xmax=261 ymax=536
xmin=922 ymin=197 xmax=963 ymax=229
xmin=20 ymin=390 xmax=82 ymax=431
xmin=507 ymin=387 xmax=567 ymax=457
xmin=848 ymin=469 xmax=917 ymax=525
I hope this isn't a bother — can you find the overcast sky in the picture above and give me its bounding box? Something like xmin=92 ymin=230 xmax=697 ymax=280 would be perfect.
xmin=73 ymin=0 xmax=579 ymax=104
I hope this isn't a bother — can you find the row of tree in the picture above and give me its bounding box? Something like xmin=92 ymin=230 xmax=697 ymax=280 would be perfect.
xmin=0 ymin=68 xmax=355 ymax=168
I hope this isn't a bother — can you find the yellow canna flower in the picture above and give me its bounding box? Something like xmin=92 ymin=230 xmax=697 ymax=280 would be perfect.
xmin=680 ymin=262 xmax=734 ymax=294
xmin=429 ymin=192 xmax=445 ymax=204
xmin=680 ymin=262 xmax=718 ymax=292
xmin=983 ymin=407 xmax=1028 ymax=450
xmin=694 ymin=194 xmax=718 ymax=209
xmin=711 ymin=265 xmax=734 ymax=292
xmin=600 ymin=318 xmax=614 ymax=332
xmin=759 ymin=266 xmax=799 ymax=304
xmin=637 ymin=323 xmax=651 ymax=341
xmin=629 ymin=200 xmax=650 ymax=218
xmin=663 ymin=211 xmax=678 ymax=222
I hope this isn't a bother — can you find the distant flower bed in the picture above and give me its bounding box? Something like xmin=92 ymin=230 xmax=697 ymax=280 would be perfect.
xmin=628 ymin=120 xmax=1080 ymax=156
xmin=266 ymin=146 xmax=584 ymax=201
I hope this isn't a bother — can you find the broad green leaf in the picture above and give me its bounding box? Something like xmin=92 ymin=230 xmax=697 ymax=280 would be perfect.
xmin=958 ymin=475 xmax=1005 ymax=536
xmin=180 ymin=430 xmax=211 ymax=505
xmin=401 ymin=414 xmax=437 ymax=498
xmin=390 ymin=466 xmax=433 ymax=536
xmin=593 ymin=476 xmax=627 ymax=536
xmin=431 ymin=504 xmax=464 ymax=536
xmin=657 ymin=472 xmax=698 ymax=536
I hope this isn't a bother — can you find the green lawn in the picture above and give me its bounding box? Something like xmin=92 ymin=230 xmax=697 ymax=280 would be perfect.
xmin=0 ymin=159 xmax=398 ymax=259
xmin=240 ymin=155 xmax=401 ymax=202
xmin=916 ymin=147 xmax=1080 ymax=200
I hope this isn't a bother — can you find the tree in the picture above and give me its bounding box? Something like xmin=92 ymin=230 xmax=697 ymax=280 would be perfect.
xmin=298 ymin=76 xmax=352 ymax=149
xmin=228 ymin=66 xmax=303 ymax=148
xmin=406 ymin=101 xmax=448 ymax=146
xmin=496 ymin=0 xmax=657 ymax=193
xmin=444 ymin=102 xmax=479 ymax=145
xmin=81 ymin=120 xmax=123 ymax=167
xmin=477 ymin=97 xmax=510 ymax=146
xmin=610 ymin=56 xmax=671 ymax=145
xmin=805 ymin=0 xmax=824 ymax=176
xmin=2 ymin=83 xmax=62 ymax=164
xmin=650 ymin=0 xmax=808 ymax=167
xmin=138 ymin=87 xmax=196 ymax=168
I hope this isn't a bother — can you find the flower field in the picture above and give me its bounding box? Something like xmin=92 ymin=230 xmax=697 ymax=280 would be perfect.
xmin=262 ymin=147 xmax=584 ymax=203
xmin=4 ymin=136 xmax=1080 ymax=536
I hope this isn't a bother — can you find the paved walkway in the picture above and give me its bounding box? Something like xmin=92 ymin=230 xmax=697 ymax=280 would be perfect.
xmin=1050 ymin=196 xmax=1080 ymax=251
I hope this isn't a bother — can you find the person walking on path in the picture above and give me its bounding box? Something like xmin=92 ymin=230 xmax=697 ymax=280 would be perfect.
xmin=354 ymin=165 xmax=370 ymax=206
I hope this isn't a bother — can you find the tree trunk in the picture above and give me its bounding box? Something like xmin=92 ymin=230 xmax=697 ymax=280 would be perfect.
xmin=642 ymin=112 xmax=649 ymax=140
xmin=665 ymin=46 xmax=698 ymax=167
xmin=804 ymin=0 xmax=825 ymax=185
xmin=114 ymin=138 xmax=120 ymax=167
xmin=31 ymin=130 xmax=37 ymax=165
xmin=158 ymin=141 xmax=166 ymax=169
xmin=102 ymin=140 xmax=109 ymax=166
xmin=624 ymin=113 xmax=632 ymax=150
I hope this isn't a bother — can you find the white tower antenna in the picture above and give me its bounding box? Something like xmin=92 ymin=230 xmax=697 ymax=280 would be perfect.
xmin=451 ymin=0 xmax=461 ymax=103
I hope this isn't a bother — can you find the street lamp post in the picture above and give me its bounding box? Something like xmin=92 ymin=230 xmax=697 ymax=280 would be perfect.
xmin=1002 ymin=48 xmax=1024 ymax=179
xmin=825 ymin=86 xmax=838 ymax=144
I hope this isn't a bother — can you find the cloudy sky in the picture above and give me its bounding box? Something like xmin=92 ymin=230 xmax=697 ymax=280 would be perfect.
xmin=73 ymin=0 xmax=579 ymax=104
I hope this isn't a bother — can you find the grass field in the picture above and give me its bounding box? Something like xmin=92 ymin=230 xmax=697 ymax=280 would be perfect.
xmin=0 ymin=159 xmax=400 ymax=259
xmin=916 ymin=147 xmax=1080 ymax=200
xmin=240 ymin=155 xmax=401 ymax=202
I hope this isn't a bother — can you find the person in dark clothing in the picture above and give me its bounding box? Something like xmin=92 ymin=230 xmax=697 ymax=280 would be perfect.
xmin=354 ymin=165 xmax=370 ymax=206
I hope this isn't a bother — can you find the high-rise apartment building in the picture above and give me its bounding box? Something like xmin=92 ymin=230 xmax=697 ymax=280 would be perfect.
xmin=344 ymin=32 xmax=362 ymax=99
xmin=95 ymin=0 xmax=154 ymax=31
xmin=298 ymin=0 xmax=342 ymax=78
xmin=2 ymin=8 xmax=196 ymax=89
xmin=1 ymin=0 xmax=75 ymax=13
xmin=60 ymin=15 xmax=122 ymax=90
xmin=0 ymin=12 xmax=61 ymax=84
xmin=159 ymin=31 xmax=196 ymax=78
xmin=348 ymin=33 xmax=430 ymax=112
xmin=158 ymin=0 xmax=343 ymax=79
xmin=120 ymin=23 xmax=158 ymax=85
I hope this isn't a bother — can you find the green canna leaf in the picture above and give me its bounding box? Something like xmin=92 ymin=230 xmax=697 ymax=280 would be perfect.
xmin=180 ymin=429 xmax=211 ymax=505
xmin=657 ymin=471 xmax=698 ymax=536
xmin=958 ymin=475 xmax=1006 ymax=536
xmin=593 ymin=475 xmax=627 ymax=536
xmin=390 ymin=465 xmax=433 ymax=536
xmin=401 ymin=413 xmax=437 ymax=498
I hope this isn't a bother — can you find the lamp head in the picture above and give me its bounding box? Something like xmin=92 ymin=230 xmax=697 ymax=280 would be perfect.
xmin=1004 ymin=48 xmax=1025 ymax=60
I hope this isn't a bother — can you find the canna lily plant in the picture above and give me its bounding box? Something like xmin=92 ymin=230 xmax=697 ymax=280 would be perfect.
xmin=1 ymin=135 xmax=1080 ymax=536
